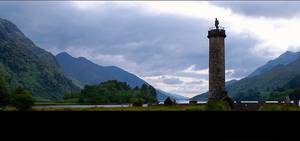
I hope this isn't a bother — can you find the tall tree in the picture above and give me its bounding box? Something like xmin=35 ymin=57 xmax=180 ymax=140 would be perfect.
xmin=0 ymin=65 xmax=10 ymax=109
xmin=12 ymin=87 xmax=34 ymax=111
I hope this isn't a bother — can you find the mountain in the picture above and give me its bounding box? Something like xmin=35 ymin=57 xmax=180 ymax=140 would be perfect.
xmin=190 ymin=93 xmax=208 ymax=101
xmin=190 ymin=80 xmax=237 ymax=101
xmin=225 ymin=79 xmax=238 ymax=86
xmin=227 ymin=55 xmax=300 ymax=100
xmin=248 ymin=51 xmax=300 ymax=77
xmin=156 ymin=89 xmax=189 ymax=102
xmin=56 ymin=52 xmax=147 ymax=88
xmin=56 ymin=52 xmax=188 ymax=101
xmin=285 ymin=75 xmax=300 ymax=89
xmin=56 ymin=52 xmax=147 ymax=87
xmin=0 ymin=18 xmax=79 ymax=100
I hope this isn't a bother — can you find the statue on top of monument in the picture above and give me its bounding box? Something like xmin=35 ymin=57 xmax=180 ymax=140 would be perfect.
xmin=215 ymin=18 xmax=219 ymax=29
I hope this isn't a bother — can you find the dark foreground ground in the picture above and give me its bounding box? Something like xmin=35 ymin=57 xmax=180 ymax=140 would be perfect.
xmin=233 ymin=103 xmax=299 ymax=111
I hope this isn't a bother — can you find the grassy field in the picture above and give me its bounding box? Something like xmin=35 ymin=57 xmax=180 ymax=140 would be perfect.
xmin=31 ymin=105 xmax=207 ymax=111
xmin=34 ymin=102 xmax=86 ymax=106
xmin=259 ymin=104 xmax=300 ymax=111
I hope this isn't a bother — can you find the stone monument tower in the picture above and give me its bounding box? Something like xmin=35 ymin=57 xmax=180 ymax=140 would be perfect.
xmin=207 ymin=18 xmax=227 ymax=100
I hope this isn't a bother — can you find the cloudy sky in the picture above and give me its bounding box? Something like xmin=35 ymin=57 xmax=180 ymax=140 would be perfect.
xmin=1 ymin=1 xmax=300 ymax=98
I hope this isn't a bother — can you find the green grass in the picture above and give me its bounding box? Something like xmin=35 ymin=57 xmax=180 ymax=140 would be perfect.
xmin=34 ymin=99 xmax=95 ymax=106
xmin=259 ymin=104 xmax=300 ymax=111
xmin=205 ymin=100 xmax=231 ymax=111
xmin=34 ymin=102 xmax=84 ymax=106
xmin=31 ymin=105 xmax=206 ymax=111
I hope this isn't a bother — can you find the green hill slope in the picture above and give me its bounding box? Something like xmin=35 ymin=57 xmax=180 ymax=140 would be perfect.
xmin=0 ymin=18 xmax=79 ymax=100
xmin=228 ymin=57 xmax=300 ymax=100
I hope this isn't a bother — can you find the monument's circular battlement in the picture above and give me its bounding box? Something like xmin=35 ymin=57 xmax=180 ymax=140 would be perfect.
xmin=209 ymin=26 xmax=225 ymax=30
xmin=207 ymin=28 xmax=226 ymax=38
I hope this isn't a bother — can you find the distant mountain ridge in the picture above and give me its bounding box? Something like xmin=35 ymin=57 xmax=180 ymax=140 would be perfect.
xmin=227 ymin=52 xmax=300 ymax=99
xmin=156 ymin=89 xmax=189 ymax=102
xmin=248 ymin=51 xmax=300 ymax=77
xmin=227 ymin=54 xmax=300 ymax=97
xmin=0 ymin=18 xmax=79 ymax=99
xmin=56 ymin=52 xmax=147 ymax=88
xmin=190 ymin=93 xmax=208 ymax=101
xmin=56 ymin=52 xmax=186 ymax=100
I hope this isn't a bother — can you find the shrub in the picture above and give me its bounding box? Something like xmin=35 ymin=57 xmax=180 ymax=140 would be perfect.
xmin=0 ymin=79 xmax=10 ymax=109
xmin=0 ymin=91 xmax=10 ymax=109
xmin=130 ymin=98 xmax=144 ymax=107
xmin=186 ymin=106 xmax=205 ymax=111
xmin=259 ymin=104 xmax=299 ymax=111
xmin=12 ymin=87 xmax=34 ymax=111
xmin=164 ymin=97 xmax=176 ymax=106
xmin=223 ymin=96 xmax=234 ymax=109
xmin=205 ymin=100 xmax=231 ymax=111
xmin=189 ymin=100 xmax=197 ymax=105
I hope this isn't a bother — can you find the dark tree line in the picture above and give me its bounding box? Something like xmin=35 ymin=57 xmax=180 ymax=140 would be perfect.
xmin=0 ymin=72 xmax=34 ymax=110
xmin=233 ymin=89 xmax=261 ymax=101
xmin=63 ymin=80 xmax=157 ymax=105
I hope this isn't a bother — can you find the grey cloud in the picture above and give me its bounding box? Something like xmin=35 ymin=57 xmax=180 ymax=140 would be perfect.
xmin=0 ymin=2 xmax=268 ymax=93
xmin=211 ymin=1 xmax=300 ymax=18
xmin=186 ymin=80 xmax=205 ymax=85
xmin=225 ymin=32 xmax=267 ymax=78
xmin=3 ymin=2 xmax=210 ymax=77
xmin=162 ymin=78 xmax=183 ymax=85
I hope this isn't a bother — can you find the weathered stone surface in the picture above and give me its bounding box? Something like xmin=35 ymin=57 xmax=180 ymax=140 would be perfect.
xmin=207 ymin=29 xmax=227 ymax=100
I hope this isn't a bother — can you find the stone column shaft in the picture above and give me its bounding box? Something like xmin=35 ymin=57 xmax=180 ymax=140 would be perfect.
xmin=207 ymin=29 xmax=227 ymax=100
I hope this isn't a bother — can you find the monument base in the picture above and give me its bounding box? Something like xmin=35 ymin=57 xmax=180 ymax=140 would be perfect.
xmin=208 ymin=91 xmax=233 ymax=109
